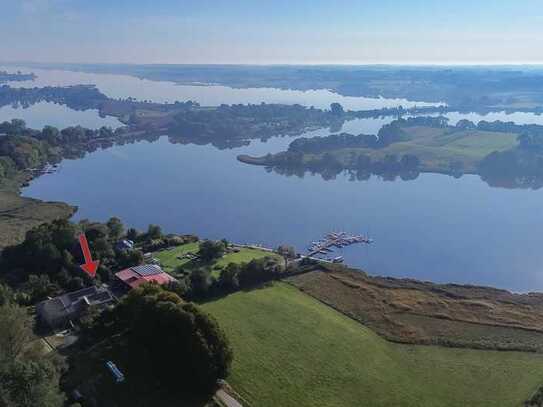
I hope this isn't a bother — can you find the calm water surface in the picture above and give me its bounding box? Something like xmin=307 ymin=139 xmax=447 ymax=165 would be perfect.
xmin=22 ymin=136 xmax=543 ymax=292
xmin=0 ymin=102 xmax=122 ymax=129
xmin=5 ymin=68 xmax=543 ymax=292
xmin=2 ymin=66 xmax=438 ymax=110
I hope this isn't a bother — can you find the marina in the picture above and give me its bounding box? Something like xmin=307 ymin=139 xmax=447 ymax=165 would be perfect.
xmin=21 ymin=135 xmax=543 ymax=291
xmin=26 ymin=163 xmax=60 ymax=176
xmin=307 ymin=232 xmax=373 ymax=262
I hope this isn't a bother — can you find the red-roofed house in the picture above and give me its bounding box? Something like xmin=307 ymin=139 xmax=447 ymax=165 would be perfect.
xmin=115 ymin=264 xmax=175 ymax=290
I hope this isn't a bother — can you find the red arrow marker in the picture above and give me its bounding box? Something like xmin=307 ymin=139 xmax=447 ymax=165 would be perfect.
xmin=79 ymin=233 xmax=99 ymax=278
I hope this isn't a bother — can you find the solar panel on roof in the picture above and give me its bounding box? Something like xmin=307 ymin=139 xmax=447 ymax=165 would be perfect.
xmin=67 ymin=286 xmax=98 ymax=302
xmin=87 ymin=291 xmax=113 ymax=303
xmin=131 ymin=264 xmax=162 ymax=277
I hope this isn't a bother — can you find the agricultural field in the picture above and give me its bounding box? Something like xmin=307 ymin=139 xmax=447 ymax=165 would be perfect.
xmin=321 ymin=126 xmax=518 ymax=173
xmin=202 ymin=282 xmax=543 ymax=407
xmin=153 ymin=243 xmax=281 ymax=277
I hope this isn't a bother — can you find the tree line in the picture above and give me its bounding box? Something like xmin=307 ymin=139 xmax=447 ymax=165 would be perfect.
xmin=0 ymin=84 xmax=107 ymax=111
xmin=0 ymin=218 xmax=234 ymax=405
xmin=165 ymin=239 xmax=286 ymax=301
xmin=0 ymin=285 xmax=65 ymax=406
xmin=77 ymin=283 xmax=232 ymax=404
xmin=167 ymin=102 xmax=346 ymax=148
xmin=0 ymin=217 xmax=196 ymax=304
xmin=0 ymin=119 xmax=127 ymax=184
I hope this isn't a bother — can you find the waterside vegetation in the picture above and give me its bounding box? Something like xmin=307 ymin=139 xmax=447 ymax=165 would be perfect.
xmin=239 ymin=116 xmax=543 ymax=188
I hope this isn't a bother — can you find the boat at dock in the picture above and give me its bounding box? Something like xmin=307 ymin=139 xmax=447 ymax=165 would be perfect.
xmin=306 ymin=231 xmax=374 ymax=258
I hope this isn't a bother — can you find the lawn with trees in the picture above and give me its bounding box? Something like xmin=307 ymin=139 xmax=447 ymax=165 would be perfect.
xmin=154 ymin=241 xmax=281 ymax=277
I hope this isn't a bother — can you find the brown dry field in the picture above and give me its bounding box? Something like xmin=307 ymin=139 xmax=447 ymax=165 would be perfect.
xmin=0 ymin=190 xmax=74 ymax=249
xmin=287 ymin=265 xmax=543 ymax=352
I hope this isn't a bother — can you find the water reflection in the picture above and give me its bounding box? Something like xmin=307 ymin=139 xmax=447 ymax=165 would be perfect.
xmin=0 ymin=101 xmax=122 ymax=130
xmin=4 ymin=66 xmax=543 ymax=291
xmin=229 ymin=112 xmax=543 ymax=157
xmin=21 ymin=136 xmax=543 ymax=292
xmin=1 ymin=66 xmax=438 ymax=110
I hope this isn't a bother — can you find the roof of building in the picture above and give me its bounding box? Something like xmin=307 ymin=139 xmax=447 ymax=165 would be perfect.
xmin=67 ymin=286 xmax=98 ymax=303
xmin=115 ymin=268 xmax=139 ymax=281
xmin=116 ymin=239 xmax=134 ymax=250
xmin=140 ymin=272 xmax=174 ymax=286
xmin=131 ymin=264 xmax=163 ymax=276
xmin=37 ymin=286 xmax=115 ymax=327
xmin=39 ymin=298 xmax=66 ymax=322
xmin=115 ymin=264 xmax=174 ymax=289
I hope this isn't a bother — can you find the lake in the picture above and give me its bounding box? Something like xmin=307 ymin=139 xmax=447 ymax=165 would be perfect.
xmin=4 ymin=66 xmax=543 ymax=292
xmin=22 ymin=134 xmax=543 ymax=293
xmin=0 ymin=101 xmax=123 ymax=130
xmin=2 ymin=66 xmax=438 ymax=110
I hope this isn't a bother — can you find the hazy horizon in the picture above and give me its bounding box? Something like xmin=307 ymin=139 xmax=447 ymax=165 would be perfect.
xmin=5 ymin=61 xmax=543 ymax=68
xmin=1 ymin=0 xmax=543 ymax=65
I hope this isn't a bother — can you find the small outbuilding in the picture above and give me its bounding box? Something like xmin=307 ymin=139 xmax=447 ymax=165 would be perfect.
xmin=115 ymin=239 xmax=134 ymax=251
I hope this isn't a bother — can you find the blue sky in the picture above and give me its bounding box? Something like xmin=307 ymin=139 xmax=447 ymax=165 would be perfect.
xmin=1 ymin=0 xmax=542 ymax=64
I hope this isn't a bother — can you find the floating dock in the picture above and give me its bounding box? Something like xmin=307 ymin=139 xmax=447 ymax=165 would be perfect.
xmin=307 ymin=231 xmax=373 ymax=261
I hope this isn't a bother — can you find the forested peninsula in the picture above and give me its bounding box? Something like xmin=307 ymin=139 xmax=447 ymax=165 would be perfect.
xmin=239 ymin=116 xmax=543 ymax=189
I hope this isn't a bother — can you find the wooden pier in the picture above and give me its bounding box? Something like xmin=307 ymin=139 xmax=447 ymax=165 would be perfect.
xmin=307 ymin=232 xmax=373 ymax=261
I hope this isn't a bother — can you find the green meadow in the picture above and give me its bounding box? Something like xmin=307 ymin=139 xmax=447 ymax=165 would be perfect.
xmin=154 ymin=243 xmax=281 ymax=277
xmin=321 ymin=126 xmax=518 ymax=173
xmin=203 ymin=283 xmax=543 ymax=407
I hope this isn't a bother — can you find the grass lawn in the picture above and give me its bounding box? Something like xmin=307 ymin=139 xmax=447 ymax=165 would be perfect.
xmin=153 ymin=242 xmax=200 ymax=273
xmin=202 ymin=283 xmax=543 ymax=407
xmin=214 ymin=248 xmax=281 ymax=269
xmin=154 ymin=243 xmax=281 ymax=277
xmin=306 ymin=126 xmax=518 ymax=174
